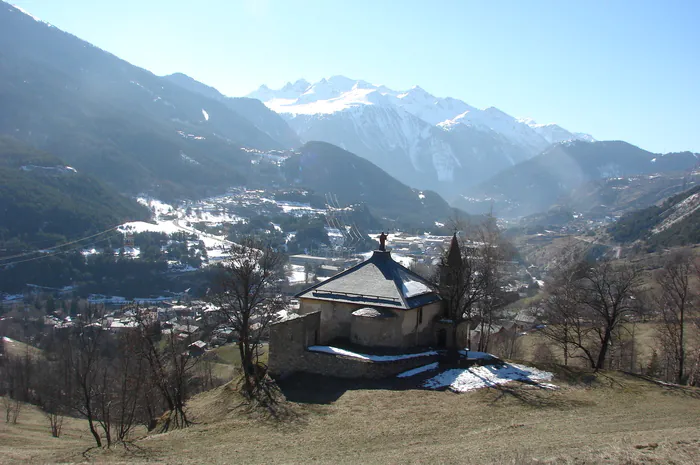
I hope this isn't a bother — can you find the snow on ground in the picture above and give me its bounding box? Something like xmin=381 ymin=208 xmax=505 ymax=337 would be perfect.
xmin=397 ymin=362 xmax=439 ymax=378
xmin=308 ymin=345 xmax=437 ymax=362
xmin=652 ymin=192 xmax=700 ymax=234
xmin=201 ymin=109 xmax=209 ymax=121
xmin=119 ymin=221 xmax=182 ymax=235
xmin=423 ymin=361 xmax=555 ymax=393
xmin=457 ymin=350 xmax=495 ymax=360
xmin=287 ymin=264 xmax=307 ymax=284
xmin=137 ymin=197 xmax=174 ymax=218
xmin=181 ymin=210 xmax=244 ymax=226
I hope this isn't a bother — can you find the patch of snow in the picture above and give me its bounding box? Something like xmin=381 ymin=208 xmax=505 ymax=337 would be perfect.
xmin=136 ymin=197 xmax=174 ymax=218
xmin=119 ymin=221 xmax=182 ymax=235
xmin=308 ymin=345 xmax=437 ymax=362
xmin=180 ymin=152 xmax=200 ymax=165
xmin=652 ymin=192 xmax=700 ymax=234
xmin=352 ymin=307 xmax=394 ymax=318
xmin=423 ymin=362 xmax=554 ymax=392
xmin=201 ymin=109 xmax=209 ymax=121
xmin=287 ymin=264 xmax=308 ymax=284
xmin=457 ymin=350 xmax=495 ymax=360
xmin=399 ymin=275 xmax=433 ymax=298
xmin=397 ymin=362 xmax=440 ymax=378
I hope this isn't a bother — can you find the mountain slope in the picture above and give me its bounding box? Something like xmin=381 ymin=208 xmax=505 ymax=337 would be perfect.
xmin=282 ymin=141 xmax=462 ymax=228
xmin=0 ymin=136 xmax=149 ymax=248
xmin=164 ymin=73 xmax=301 ymax=148
xmin=458 ymin=141 xmax=699 ymax=217
xmin=564 ymin=171 xmax=700 ymax=218
xmin=608 ymin=185 xmax=700 ymax=249
xmin=0 ymin=3 xmax=291 ymax=200
xmin=247 ymin=76 xmax=594 ymax=199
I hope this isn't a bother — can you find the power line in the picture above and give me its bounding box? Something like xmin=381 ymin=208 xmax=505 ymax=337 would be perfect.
xmin=0 ymin=225 xmax=122 ymax=262
xmin=0 ymin=235 xmax=118 ymax=268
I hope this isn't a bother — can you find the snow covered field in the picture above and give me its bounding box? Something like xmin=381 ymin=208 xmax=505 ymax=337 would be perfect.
xmin=423 ymin=360 xmax=555 ymax=393
xmin=397 ymin=362 xmax=440 ymax=378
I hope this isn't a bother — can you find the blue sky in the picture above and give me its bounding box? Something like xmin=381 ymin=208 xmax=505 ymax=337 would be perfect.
xmin=12 ymin=0 xmax=700 ymax=153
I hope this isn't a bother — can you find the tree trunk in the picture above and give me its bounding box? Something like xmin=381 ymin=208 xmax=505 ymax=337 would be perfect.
xmin=678 ymin=304 xmax=685 ymax=384
xmin=595 ymin=327 xmax=612 ymax=370
xmin=87 ymin=417 xmax=102 ymax=448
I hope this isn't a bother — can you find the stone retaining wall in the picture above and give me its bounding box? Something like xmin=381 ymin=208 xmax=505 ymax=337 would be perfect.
xmin=268 ymin=311 xmax=439 ymax=379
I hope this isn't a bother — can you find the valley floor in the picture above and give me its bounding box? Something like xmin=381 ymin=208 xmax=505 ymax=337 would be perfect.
xmin=2 ymin=369 xmax=699 ymax=464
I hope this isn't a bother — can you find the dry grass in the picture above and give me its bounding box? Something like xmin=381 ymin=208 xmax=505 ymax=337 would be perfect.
xmin=0 ymin=337 xmax=45 ymax=360
xmin=1 ymin=368 xmax=699 ymax=464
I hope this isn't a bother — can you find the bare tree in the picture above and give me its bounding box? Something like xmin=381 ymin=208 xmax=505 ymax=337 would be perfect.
xmin=35 ymin=359 xmax=68 ymax=437
xmin=581 ymin=260 xmax=645 ymax=369
xmin=112 ymin=332 xmax=147 ymax=442
xmin=653 ymin=250 xmax=697 ymax=384
xmin=2 ymin=395 xmax=21 ymax=424
xmin=541 ymin=253 xmax=591 ymax=366
xmin=66 ymin=305 xmax=108 ymax=447
xmin=208 ymin=239 xmax=285 ymax=398
xmin=133 ymin=309 xmax=196 ymax=431
xmin=437 ymin=216 xmax=508 ymax=354
xmin=473 ymin=217 xmax=508 ymax=352
xmin=0 ymin=351 xmax=28 ymax=424
xmin=542 ymin=252 xmax=645 ymax=370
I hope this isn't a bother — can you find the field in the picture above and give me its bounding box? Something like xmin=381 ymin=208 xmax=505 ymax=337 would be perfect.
xmin=2 ymin=365 xmax=699 ymax=464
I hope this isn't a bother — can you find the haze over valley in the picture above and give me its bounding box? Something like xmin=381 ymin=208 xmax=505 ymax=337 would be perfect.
xmin=1 ymin=2 xmax=699 ymax=464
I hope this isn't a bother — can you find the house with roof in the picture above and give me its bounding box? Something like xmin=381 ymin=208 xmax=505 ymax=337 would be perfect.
xmin=294 ymin=248 xmax=443 ymax=349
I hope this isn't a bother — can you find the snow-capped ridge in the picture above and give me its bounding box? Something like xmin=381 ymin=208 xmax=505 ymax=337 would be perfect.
xmin=245 ymin=75 xmax=597 ymax=201
xmin=246 ymin=75 xmax=592 ymax=150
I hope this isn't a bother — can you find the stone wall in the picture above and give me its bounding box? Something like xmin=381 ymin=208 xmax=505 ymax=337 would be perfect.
xmin=268 ymin=311 xmax=439 ymax=379
xmin=350 ymin=310 xmax=403 ymax=348
xmin=299 ymin=298 xmax=446 ymax=349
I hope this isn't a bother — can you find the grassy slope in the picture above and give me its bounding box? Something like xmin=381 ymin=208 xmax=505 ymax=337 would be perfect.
xmin=2 ymin=368 xmax=699 ymax=464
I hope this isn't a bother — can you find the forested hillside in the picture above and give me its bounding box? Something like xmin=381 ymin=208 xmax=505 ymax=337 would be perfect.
xmin=0 ymin=4 xmax=293 ymax=201
xmin=284 ymin=141 xmax=463 ymax=228
xmin=0 ymin=137 xmax=149 ymax=251
xmin=608 ymin=185 xmax=700 ymax=249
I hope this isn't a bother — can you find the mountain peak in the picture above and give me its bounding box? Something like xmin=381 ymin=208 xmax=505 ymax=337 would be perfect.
xmin=244 ymin=77 xmax=594 ymax=147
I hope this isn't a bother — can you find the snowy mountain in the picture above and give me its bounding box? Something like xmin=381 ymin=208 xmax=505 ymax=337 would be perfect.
xmin=247 ymin=76 xmax=593 ymax=199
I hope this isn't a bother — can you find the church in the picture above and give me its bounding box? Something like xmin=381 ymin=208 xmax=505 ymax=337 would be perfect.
xmin=268 ymin=234 xmax=463 ymax=378
xmin=291 ymin=231 xmax=461 ymax=350
xmin=295 ymin=247 xmax=444 ymax=349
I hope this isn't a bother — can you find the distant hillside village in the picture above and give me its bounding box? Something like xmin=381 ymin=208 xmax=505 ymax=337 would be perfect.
xmin=1 ymin=233 xmax=542 ymax=378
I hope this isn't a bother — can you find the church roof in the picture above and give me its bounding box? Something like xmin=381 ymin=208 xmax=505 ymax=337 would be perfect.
xmin=295 ymin=250 xmax=440 ymax=310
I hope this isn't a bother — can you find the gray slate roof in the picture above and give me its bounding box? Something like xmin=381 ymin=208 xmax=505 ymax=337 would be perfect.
xmin=296 ymin=251 xmax=440 ymax=310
